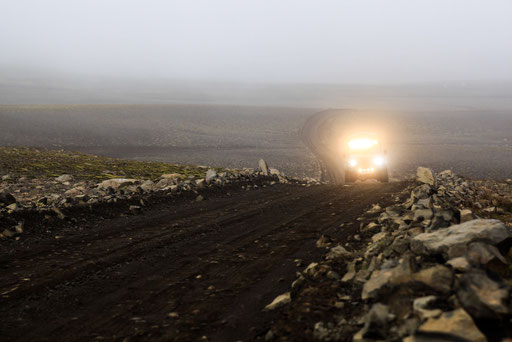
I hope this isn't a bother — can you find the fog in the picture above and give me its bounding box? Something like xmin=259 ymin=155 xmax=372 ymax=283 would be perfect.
xmin=2 ymin=0 xmax=512 ymax=84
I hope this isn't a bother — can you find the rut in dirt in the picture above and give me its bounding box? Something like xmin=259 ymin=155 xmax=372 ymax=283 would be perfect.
xmin=0 ymin=181 xmax=407 ymax=342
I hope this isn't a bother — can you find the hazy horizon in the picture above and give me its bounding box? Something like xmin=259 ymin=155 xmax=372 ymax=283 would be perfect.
xmin=2 ymin=0 xmax=512 ymax=85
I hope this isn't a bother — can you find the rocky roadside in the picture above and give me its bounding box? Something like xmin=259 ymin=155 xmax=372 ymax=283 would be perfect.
xmin=264 ymin=168 xmax=512 ymax=342
xmin=0 ymin=158 xmax=319 ymax=241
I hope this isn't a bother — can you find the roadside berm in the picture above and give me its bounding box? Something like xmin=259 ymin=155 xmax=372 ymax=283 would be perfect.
xmin=264 ymin=167 xmax=512 ymax=342
xmin=0 ymin=158 xmax=319 ymax=240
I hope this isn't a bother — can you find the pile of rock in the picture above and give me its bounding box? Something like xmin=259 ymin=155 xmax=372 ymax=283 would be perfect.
xmin=266 ymin=167 xmax=512 ymax=341
xmin=0 ymin=159 xmax=311 ymax=239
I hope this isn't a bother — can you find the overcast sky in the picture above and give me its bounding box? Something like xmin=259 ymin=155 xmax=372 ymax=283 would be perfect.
xmin=1 ymin=0 xmax=511 ymax=84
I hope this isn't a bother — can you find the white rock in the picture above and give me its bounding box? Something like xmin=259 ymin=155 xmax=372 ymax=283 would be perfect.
xmin=371 ymin=232 xmax=387 ymax=243
xmin=259 ymin=159 xmax=269 ymax=176
xmin=98 ymin=178 xmax=138 ymax=189
xmin=325 ymin=245 xmax=352 ymax=259
xmin=363 ymin=222 xmax=380 ymax=231
xmin=413 ymin=296 xmax=442 ymax=320
xmin=438 ymin=170 xmax=454 ymax=178
xmin=341 ymin=261 xmax=356 ymax=282
xmin=446 ymin=257 xmax=471 ymax=272
xmin=64 ymin=186 xmax=85 ymax=196
xmin=269 ymin=168 xmax=281 ymax=176
xmin=161 ymin=173 xmax=182 ymax=179
xmin=366 ymin=203 xmax=382 ymax=214
xmin=56 ymin=174 xmax=73 ymax=183
xmin=291 ymin=275 xmax=305 ymax=289
xmin=316 ymin=234 xmax=333 ymax=248
xmin=304 ymin=262 xmax=318 ymax=276
xmin=460 ymin=209 xmax=473 ymax=223
xmin=140 ymin=180 xmax=155 ymax=192
xmin=205 ymin=169 xmax=217 ymax=182
xmin=413 ymin=208 xmax=433 ymax=221
xmin=416 ymin=167 xmax=436 ymax=186
xmin=15 ymin=222 xmax=24 ymax=233
xmin=129 ymin=205 xmax=142 ymax=215
xmin=6 ymin=202 xmax=18 ymax=213
xmin=362 ymin=258 xmax=413 ymax=300
xmin=264 ymin=292 xmax=291 ymax=310
xmin=313 ymin=322 xmax=333 ymax=340
xmin=353 ymin=303 xmax=395 ymax=341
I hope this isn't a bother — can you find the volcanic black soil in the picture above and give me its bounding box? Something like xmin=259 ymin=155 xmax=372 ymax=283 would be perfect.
xmin=0 ymin=181 xmax=407 ymax=342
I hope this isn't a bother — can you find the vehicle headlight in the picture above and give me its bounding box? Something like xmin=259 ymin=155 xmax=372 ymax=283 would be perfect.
xmin=373 ymin=156 xmax=386 ymax=166
xmin=348 ymin=159 xmax=357 ymax=167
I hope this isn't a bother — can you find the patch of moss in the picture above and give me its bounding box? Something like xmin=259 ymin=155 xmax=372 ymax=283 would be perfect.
xmin=0 ymin=147 xmax=213 ymax=181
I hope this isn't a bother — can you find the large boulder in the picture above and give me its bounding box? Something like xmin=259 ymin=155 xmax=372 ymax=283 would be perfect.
xmin=416 ymin=167 xmax=436 ymax=187
xmin=411 ymin=219 xmax=512 ymax=259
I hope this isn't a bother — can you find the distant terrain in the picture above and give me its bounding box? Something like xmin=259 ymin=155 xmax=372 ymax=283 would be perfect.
xmin=0 ymin=104 xmax=319 ymax=178
xmin=2 ymin=68 xmax=512 ymax=110
xmin=1 ymin=103 xmax=511 ymax=179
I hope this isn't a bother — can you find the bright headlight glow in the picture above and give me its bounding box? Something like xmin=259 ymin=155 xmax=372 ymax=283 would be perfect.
xmin=373 ymin=156 xmax=386 ymax=166
xmin=348 ymin=159 xmax=357 ymax=167
xmin=349 ymin=138 xmax=378 ymax=150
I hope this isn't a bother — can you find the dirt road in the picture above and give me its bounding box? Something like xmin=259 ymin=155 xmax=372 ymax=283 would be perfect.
xmin=299 ymin=110 xmax=343 ymax=184
xmin=0 ymin=181 xmax=407 ymax=342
